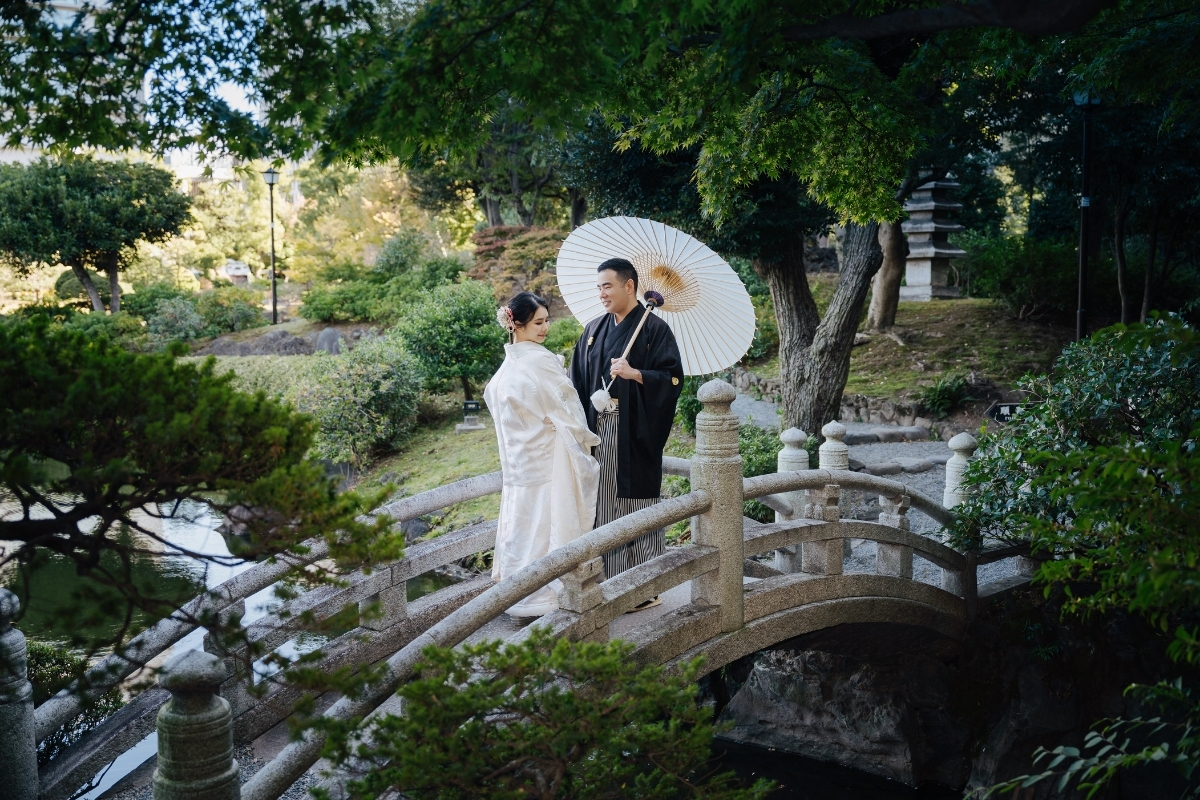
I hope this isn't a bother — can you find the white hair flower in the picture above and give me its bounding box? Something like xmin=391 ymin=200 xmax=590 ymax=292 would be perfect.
xmin=495 ymin=306 xmax=515 ymax=332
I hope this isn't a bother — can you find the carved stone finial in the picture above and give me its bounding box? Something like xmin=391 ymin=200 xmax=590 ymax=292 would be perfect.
xmin=944 ymin=432 xmax=979 ymax=509
xmin=948 ymin=431 xmax=978 ymax=457
xmin=818 ymin=421 xmax=849 ymax=471
xmin=697 ymin=379 xmax=736 ymax=407
xmin=158 ymin=648 xmax=224 ymax=694
xmin=780 ymin=427 xmax=807 ymax=450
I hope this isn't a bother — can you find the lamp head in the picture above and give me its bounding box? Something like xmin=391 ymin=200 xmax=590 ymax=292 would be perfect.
xmin=263 ymin=167 xmax=280 ymax=186
xmin=1073 ymin=91 xmax=1101 ymax=107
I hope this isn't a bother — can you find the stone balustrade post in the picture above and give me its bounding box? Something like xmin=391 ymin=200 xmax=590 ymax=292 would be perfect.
xmin=942 ymin=432 xmax=979 ymax=616
xmin=689 ymin=380 xmax=744 ymax=633
xmin=876 ymin=493 xmax=914 ymax=579
xmin=801 ymin=421 xmax=847 ymax=574
xmin=154 ymin=649 xmax=240 ymax=800
xmin=359 ymin=567 xmax=408 ymax=632
xmin=774 ymin=427 xmax=808 ymax=573
xmin=0 ymin=590 xmax=38 ymax=800
xmin=943 ymin=432 xmax=978 ymax=509
xmin=203 ymin=600 xmax=251 ymax=719
xmin=559 ymin=557 xmax=608 ymax=642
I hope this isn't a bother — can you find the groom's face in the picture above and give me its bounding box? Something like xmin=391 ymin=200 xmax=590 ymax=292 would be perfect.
xmin=597 ymin=269 xmax=636 ymax=314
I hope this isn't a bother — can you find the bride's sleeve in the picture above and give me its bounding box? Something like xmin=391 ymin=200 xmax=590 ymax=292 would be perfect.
xmin=533 ymin=353 xmax=600 ymax=449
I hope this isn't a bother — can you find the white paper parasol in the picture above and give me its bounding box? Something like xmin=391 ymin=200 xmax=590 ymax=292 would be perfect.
xmin=556 ymin=216 xmax=755 ymax=376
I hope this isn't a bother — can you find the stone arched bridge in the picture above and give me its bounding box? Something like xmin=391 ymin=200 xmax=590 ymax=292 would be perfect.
xmin=9 ymin=379 xmax=1030 ymax=800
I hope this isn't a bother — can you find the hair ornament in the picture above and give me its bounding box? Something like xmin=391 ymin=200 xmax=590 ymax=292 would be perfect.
xmin=495 ymin=305 xmax=516 ymax=333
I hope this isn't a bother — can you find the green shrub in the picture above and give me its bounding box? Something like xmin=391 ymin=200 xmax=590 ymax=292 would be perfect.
xmin=27 ymin=640 xmax=125 ymax=766
xmin=952 ymin=316 xmax=1200 ymax=550
xmin=739 ymin=424 xmax=781 ymax=523
xmin=147 ymin=296 xmax=204 ymax=345
xmin=958 ymin=232 xmax=1077 ymax=320
xmin=122 ymin=282 xmax=191 ymax=320
xmin=298 ymin=281 xmax=380 ymax=323
xmin=201 ymin=338 xmax=423 ymax=466
xmin=675 ymin=376 xmax=705 ymax=435
xmin=374 ymin=229 xmax=426 ymax=280
xmin=9 ymin=301 xmax=78 ymax=324
xmin=320 ymin=627 xmax=772 ymax=800
xmin=399 ymin=281 xmax=506 ymax=399
xmin=979 ymin=322 xmax=1200 ymax=797
xmin=420 ymin=255 xmax=467 ymax=285
xmin=53 ymin=268 xmax=111 ymax=306
xmin=196 ymin=286 xmax=268 ymax=335
xmin=543 ymin=316 xmax=583 ymax=361
xmin=62 ymin=311 xmax=148 ymax=350
xmin=745 ymin=294 xmax=778 ymax=361
xmin=916 ymin=373 xmax=969 ymax=419
xmin=195 ymin=354 xmax=332 ymax=400
xmin=294 ymin=334 xmax=423 ymax=466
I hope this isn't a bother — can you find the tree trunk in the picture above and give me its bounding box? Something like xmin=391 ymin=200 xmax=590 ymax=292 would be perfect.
xmin=104 ymin=253 xmax=121 ymax=313
xmin=460 ymin=374 xmax=474 ymax=401
xmin=568 ymin=188 xmax=587 ymax=230
xmin=1140 ymin=205 xmax=1159 ymax=323
xmin=511 ymin=161 xmax=533 ymax=226
xmin=479 ymin=196 xmax=504 ymax=227
xmin=753 ymin=236 xmax=820 ymax=431
xmin=866 ymin=220 xmax=907 ymax=329
xmin=1112 ymin=196 xmax=1131 ymax=324
xmin=71 ymin=262 xmax=105 ymax=312
xmin=793 ymin=221 xmax=883 ymax=436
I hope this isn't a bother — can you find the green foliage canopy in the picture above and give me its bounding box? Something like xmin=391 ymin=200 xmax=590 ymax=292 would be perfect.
xmin=0 ymin=157 xmax=191 ymax=312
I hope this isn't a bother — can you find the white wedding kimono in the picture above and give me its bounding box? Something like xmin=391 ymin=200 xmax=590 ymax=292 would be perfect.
xmin=483 ymin=341 xmax=601 ymax=617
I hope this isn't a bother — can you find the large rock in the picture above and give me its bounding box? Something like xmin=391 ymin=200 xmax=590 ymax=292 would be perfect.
xmin=248 ymin=329 xmax=314 ymax=355
xmin=708 ymin=591 xmax=1189 ymax=797
xmin=314 ymin=327 xmax=343 ymax=355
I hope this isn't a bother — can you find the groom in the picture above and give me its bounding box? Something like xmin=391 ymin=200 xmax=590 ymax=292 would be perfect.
xmin=570 ymin=258 xmax=684 ymax=589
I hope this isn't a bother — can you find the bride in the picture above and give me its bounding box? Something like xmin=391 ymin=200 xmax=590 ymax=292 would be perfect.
xmin=484 ymin=291 xmax=600 ymax=618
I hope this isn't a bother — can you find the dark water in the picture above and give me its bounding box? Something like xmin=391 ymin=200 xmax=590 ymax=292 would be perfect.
xmin=407 ymin=570 xmax=460 ymax=601
xmin=713 ymin=740 xmax=960 ymax=800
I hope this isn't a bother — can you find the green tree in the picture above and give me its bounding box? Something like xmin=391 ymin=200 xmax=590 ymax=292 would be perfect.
xmin=0 ymin=157 xmax=191 ymax=313
xmin=399 ymin=281 xmax=506 ymax=400
xmin=320 ymin=627 xmax=773 ymax=800
xmin=0 ymin=316 xmax=401 ymax=658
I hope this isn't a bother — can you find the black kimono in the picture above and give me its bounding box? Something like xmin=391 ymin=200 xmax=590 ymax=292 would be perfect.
xmin=570 ymin=304 xmax=684 ymax=498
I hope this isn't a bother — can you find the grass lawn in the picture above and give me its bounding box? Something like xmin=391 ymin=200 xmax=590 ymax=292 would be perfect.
xmin=353 ymin=411 xmax=502 ymax=538
xmin=746 ymin=297 xmax=1073 ymax=399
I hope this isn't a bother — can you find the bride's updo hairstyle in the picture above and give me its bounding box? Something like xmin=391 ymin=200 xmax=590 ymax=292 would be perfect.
xmin=495 ymin=291 xmax=549 ymax=334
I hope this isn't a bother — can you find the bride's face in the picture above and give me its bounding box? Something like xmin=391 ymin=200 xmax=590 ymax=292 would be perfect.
xmin=514 ymin=306 xmax=550 ymax=344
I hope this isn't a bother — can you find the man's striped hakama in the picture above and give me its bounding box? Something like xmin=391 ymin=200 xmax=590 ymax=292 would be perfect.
xmin=594 ymin=408 xmax=665 ymax=578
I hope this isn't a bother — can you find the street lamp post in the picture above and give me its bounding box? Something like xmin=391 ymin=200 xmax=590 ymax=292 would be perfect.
xmin=1073 ymin=91 xmax=1101 ymax=341
xmin=263 ymin=167 xmax=280 ymax=325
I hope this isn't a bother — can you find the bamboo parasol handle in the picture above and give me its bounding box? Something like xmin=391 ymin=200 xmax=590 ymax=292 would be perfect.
xmin=603 ymin=300 xmax=656 ymax=391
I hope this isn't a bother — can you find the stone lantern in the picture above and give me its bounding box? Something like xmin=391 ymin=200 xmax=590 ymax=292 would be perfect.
xmin=899 ymin=179 xmax=966 ymax=301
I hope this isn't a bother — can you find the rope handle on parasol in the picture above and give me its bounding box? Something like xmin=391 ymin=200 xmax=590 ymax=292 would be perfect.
xmin=601 ymin=291 xmax=665 ymax=392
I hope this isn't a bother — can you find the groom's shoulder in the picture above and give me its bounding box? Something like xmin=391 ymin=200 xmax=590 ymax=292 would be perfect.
xmin=581 ymin=315 xmax=605 ymax=337
xmin=646 ymin=311 xmax=677 ymax=340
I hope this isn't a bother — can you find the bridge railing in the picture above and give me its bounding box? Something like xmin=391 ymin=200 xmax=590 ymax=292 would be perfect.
xmin=14 ymin=378 xmax=1005 ymax=800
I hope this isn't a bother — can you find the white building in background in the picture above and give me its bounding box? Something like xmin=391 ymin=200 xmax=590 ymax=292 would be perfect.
xmin=223 ymin=260 xmax=252 ymax=284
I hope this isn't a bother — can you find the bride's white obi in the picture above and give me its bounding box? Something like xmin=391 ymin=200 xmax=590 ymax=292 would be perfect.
xmin=483 ymin=341 xmax=601 ymax=617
